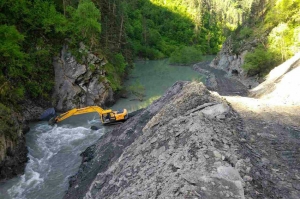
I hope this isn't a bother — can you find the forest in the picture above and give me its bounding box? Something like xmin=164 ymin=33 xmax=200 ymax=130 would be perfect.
xmin=0 ymin=0 xmax=299 ymax=134
xmin=0 ymin=0 xmax=239 ymax=108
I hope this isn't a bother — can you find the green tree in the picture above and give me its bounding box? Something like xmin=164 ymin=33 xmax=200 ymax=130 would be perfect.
xmin=242 ymin=46 xmax=280 ymax=76
xmin=67 ymin=0 xmax=101 ymax=49
xmin=268 ymin=23 xmax=292 ymax=61
xmin=0 ymin=25 xmax=25 ymax=72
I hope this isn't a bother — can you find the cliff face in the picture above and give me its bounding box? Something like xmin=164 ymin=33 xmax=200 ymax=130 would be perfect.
xmin=52 ymin=44 xmax=114 ymax=111
xmin=210 ymin=37 xmax=260 ymax=89
xmin=0 ymin=132 xmax=28 ymax=181
xmin=0 ymin=108 xmax=30 ymax=181
xmin=64 ymin=81 xmax=251 ymax=199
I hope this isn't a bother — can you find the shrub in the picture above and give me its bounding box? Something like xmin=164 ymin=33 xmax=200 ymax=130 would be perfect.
xmin=112 ymin=53 xmax=126 ymax=74
xmin=170 ymin=46 xmax=203 ymax=65
xmin=242 ymin=46 xmax=280 ymax=76
xmin=104 ymin=63 xmax=122 ymax=91
xmin=239 ymin=27 xmax=253 ymax=39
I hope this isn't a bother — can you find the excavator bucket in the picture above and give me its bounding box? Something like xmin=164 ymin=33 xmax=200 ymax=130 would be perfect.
xmin=48 ymin=117 xmax=57 ymax=126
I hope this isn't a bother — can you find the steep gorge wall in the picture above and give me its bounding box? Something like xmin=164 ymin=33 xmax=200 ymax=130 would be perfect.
xmin=0 ymin=132 xmax=28 ymax=181
xmin=0 ymin=110 xmax=30 ymax=181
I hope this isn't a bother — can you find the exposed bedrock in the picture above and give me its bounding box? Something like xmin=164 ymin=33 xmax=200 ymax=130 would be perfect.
xmin=0 ymin=95 xmax=47 ymax=181
xmin=52 ymin=44 xmax=114 ymax=111
xmin=64 ymin=81 xmax=253 ymax=199
xmin=0 ymin=132 xmax=28 ymax=181
xmin=210 ymin=37 xmax=260 ymax=88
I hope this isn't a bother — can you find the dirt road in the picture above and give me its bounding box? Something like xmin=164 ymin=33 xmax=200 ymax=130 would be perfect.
xmin=194 ymin=61 xmax=300 ymax=199
xmin=194 ymin=61 xmax=248 ymax=96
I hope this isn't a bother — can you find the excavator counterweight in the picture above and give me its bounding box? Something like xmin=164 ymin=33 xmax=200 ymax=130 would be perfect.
xmin=49 ymin=106 xmax=128 ymax=125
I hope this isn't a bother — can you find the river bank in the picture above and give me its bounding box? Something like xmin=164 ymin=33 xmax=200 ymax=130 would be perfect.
xmin=193 ymin=61 xmax=248 ymax=96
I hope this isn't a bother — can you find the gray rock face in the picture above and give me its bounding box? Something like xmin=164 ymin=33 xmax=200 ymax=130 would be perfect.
xmin=0 ymin=133 xmax=28 ymax=181
xmin=210 ymin=37 xmax=259 ymax=88
xmin=52 ymin=45 xmax=114 ymax=111
xmin=20 ymin=99 xmax=45 ymax=121
xmin=64 ymin=82 xmax=249 ymax=199
xmin=0 ymin=99 xmax=41 ymax=181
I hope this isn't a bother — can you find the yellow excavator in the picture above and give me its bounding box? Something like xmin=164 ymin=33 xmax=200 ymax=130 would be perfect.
xmin=49 ymin=106 xmax=128 ymax=125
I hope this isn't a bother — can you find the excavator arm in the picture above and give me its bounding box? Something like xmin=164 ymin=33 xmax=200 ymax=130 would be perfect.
xmin=49 ymin=106 xmax=128 ymax=125
xmin=50 ymin=106 xmax=112 ymax=125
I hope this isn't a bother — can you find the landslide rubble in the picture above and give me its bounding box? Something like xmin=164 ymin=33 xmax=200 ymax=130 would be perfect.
xmin=64 ymin=81 xmax=253 ymax=199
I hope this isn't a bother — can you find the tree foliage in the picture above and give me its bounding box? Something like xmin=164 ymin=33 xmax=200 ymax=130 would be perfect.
xmin=243 ymin=46 xmax=280 ymax=76
xmin=240 ymin=0 xmax=300 ymax=76
xmin=2 ymin=0 xmax=298 ymax=108
xmin=67 ymin=0 xmax=101 ymax=48
xmin=0 ymin=0 xmax=65 ymax=104
xmin=0 ymin=0 xmax=104 ymax=105
xmin=170 ymin=46 xmax=203 ymax=65
xmin=118 ymin=0 xmax=230 ymax=60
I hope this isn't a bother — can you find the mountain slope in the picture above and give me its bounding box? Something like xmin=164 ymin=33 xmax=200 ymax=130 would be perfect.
xmin=250 ymin=53 xmax=300 ymax=105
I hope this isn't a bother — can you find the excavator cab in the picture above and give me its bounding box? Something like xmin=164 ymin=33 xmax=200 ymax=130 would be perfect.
xmin=100 ymin=110 xmax=126 ymax=124
xmin=49 ymin=106 xmax=128 ymax=125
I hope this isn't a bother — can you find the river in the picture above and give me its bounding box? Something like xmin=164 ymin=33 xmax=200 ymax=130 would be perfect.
xmin=0 ymin=59 xmax=205 ymax=199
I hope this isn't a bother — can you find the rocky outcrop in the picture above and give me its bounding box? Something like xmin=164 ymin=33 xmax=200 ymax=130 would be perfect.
xmin=0 ymin=96 xmax=49 ymax=181
xmin=20 ymin=99 xmax=48 ymax=122
xmin=210 ymin=37 xmax=260 ymax=89
xmin=52 ymin=44 xmax=114 ymax=111
xmin=64 ymin=81 xmax=253 ymax=199
xmin=0 ymin=132 xmax=28 ymax=181
xmin=0 ymin=107 xmax=30 ymax=181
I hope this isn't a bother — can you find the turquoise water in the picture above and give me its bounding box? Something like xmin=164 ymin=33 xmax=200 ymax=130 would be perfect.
xmin=112 ymin=59 xmax=204 ymax=112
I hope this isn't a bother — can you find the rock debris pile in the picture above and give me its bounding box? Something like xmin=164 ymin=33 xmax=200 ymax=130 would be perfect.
xmin=64 ymin=82 xmax=254 ymax=199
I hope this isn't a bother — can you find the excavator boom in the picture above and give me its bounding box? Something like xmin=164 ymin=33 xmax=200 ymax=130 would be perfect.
xmin=49 ymin=106 xmax=128 ymax=125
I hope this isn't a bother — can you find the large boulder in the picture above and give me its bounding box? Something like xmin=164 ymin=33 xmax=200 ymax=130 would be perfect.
xmin=64 ymin=81 xmax=249 ymax=199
